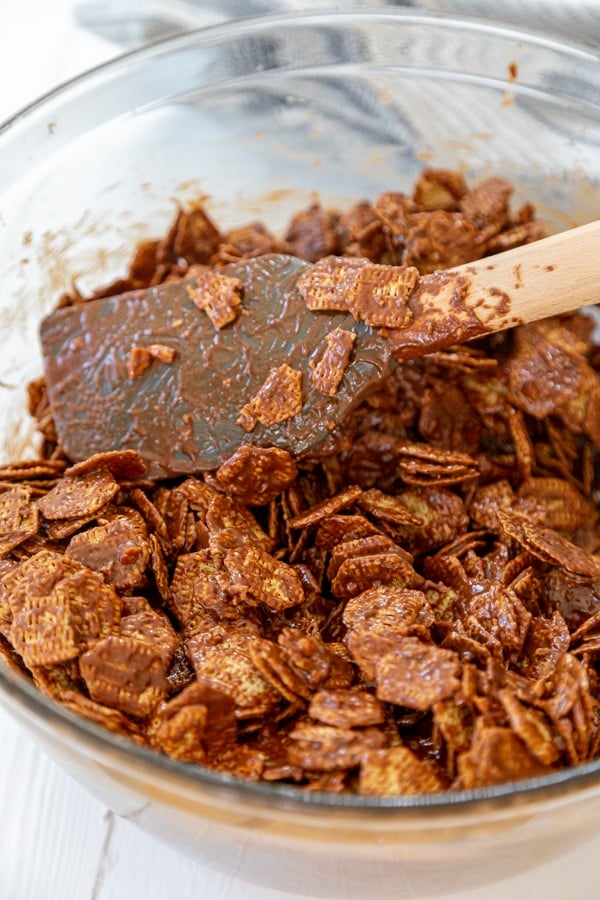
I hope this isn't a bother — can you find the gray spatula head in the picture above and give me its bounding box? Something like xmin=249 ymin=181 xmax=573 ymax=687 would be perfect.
xmin=41 ymin=254 xmax=394 ymax=478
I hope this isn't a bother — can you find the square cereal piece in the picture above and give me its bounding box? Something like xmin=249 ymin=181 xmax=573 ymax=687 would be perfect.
xmin=287 ymin=722 xmax=386 ymax=771
xmin=278 ymin=628 xmax=354 ymax=692
xmin=297 ymin=257 xmax=369 ymax=311
xmin=206 ymin=492 xmax=272 ymax=550
xmin=119 ymin=607 xmax=179 ymax=668
xmin=223 ymin=544 xmax=305 ymax=611
xmin=168 ymin=206 xmax=222 ymax=264
xmin=80 ymin=635 xmax=169 ymax=718
xmin=375 ymin=637 xmax=461 ymax=710
xmin=237 ymin=364 xmax=303 ymax=431
xmin=150 ymin=679 xmax=237 ymax=763
xmin=66 ymin=508 xmax=150 ymax=592
xmin=6 ymin=551 xmax=121 ymax=668
xmin=215 ymin=445 xmax=298 ymax=506
xmin=0 ymin=486 xmax=39 ymax=556
xmin=359 ymin=746 xmax=446 ymax=795
xmin=308 ymin=689 xmax=385 ymax=728
xmin=37 ymin=469 xmax=119 ymax=520
xmin=297 ymin=256 xmax=418 ymax=327
xmin=187 ymin=269 xmax=243 ymax=328
xmin=498 ymin=509 xmax=600 ymax=578
xmin=168 ymin=549 xmax=224 ymax=631
xmin=458 ymin=724 xmax=552 ymax=788
xmin=186 ymin=626 xmax=282 ymax=718
xmin=249 ymin=637 xmax=314 ymax=702
xmin=65 ymin=449 xmax=147 ymax=481
xmin=331 ymin=552 xmax=416 ymax=601
xmin=310 ymin=328 xmax=356 ymax=397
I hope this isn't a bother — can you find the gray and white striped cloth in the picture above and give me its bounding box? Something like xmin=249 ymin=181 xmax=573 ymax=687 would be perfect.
xmin=74 ymin=1 xmax=600 ymax=51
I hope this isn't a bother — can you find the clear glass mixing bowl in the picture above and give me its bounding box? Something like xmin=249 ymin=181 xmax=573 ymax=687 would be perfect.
xmin=2 ymin=10 xmax=600 ymax=899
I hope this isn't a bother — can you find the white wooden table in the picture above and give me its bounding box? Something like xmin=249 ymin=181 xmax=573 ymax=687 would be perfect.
xmin=1 ymin=3 xmax=600 ymax=898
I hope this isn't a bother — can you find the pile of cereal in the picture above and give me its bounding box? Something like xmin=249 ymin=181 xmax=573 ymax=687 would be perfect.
xmin=2 ymin=168 xmax=600 ymax=795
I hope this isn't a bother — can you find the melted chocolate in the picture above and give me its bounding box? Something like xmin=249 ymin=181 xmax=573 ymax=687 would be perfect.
xmin=41 ymin=255 xmax=394 ymax=477
xmin=388 ymin=270 xmax=517 ymax=360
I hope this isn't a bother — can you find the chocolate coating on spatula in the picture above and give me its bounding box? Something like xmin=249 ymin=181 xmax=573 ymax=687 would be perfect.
xmin=41 ymin=255 xmax=394 ymax=477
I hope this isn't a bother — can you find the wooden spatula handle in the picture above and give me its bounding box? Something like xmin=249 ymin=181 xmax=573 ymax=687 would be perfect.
xmin=390 ymin=220 xmax=600 ymax=361
xmin=455 ymin=219 xmax=600 ymax=322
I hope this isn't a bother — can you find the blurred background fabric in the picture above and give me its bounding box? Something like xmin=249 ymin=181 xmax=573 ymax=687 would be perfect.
xmin=73 ymin=0 xmax=600 ymax=49
xmin=2 ymin=1 xmax=597 ymax=126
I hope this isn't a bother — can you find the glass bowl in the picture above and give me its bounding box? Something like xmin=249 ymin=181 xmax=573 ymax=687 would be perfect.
xmin=2 ymin=10 xmax=600 ymax=899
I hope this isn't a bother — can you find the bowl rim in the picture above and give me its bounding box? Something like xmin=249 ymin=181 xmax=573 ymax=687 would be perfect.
xmin=2 ymin=6 xmax=600 ymax=817
xmin=5 ymin=651 xmax=600 ymax=817
xmin=1 ymin=5 xmax=600 ymax=137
